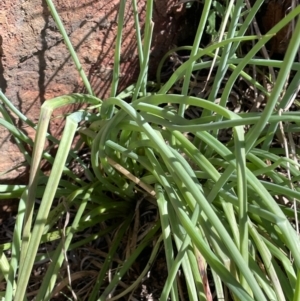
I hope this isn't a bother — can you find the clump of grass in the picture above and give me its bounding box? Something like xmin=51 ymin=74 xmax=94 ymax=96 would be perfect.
xmin=1 ymin=1 xmax=300 ymax=300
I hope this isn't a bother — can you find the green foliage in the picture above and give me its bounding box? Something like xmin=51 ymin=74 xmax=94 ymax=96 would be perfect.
xmin=1 ymin=0 xmax=300 ymax=300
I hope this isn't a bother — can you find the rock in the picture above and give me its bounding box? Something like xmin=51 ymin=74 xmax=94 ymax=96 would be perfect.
xmin=0 ymin=0 xmax=185 ymax=180
xmin=254 ymin=0 xmax=294 ymax=55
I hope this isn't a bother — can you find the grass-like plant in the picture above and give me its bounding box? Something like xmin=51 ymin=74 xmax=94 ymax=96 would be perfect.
xmin=1 ymin=0 xmax=300 ymax=300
